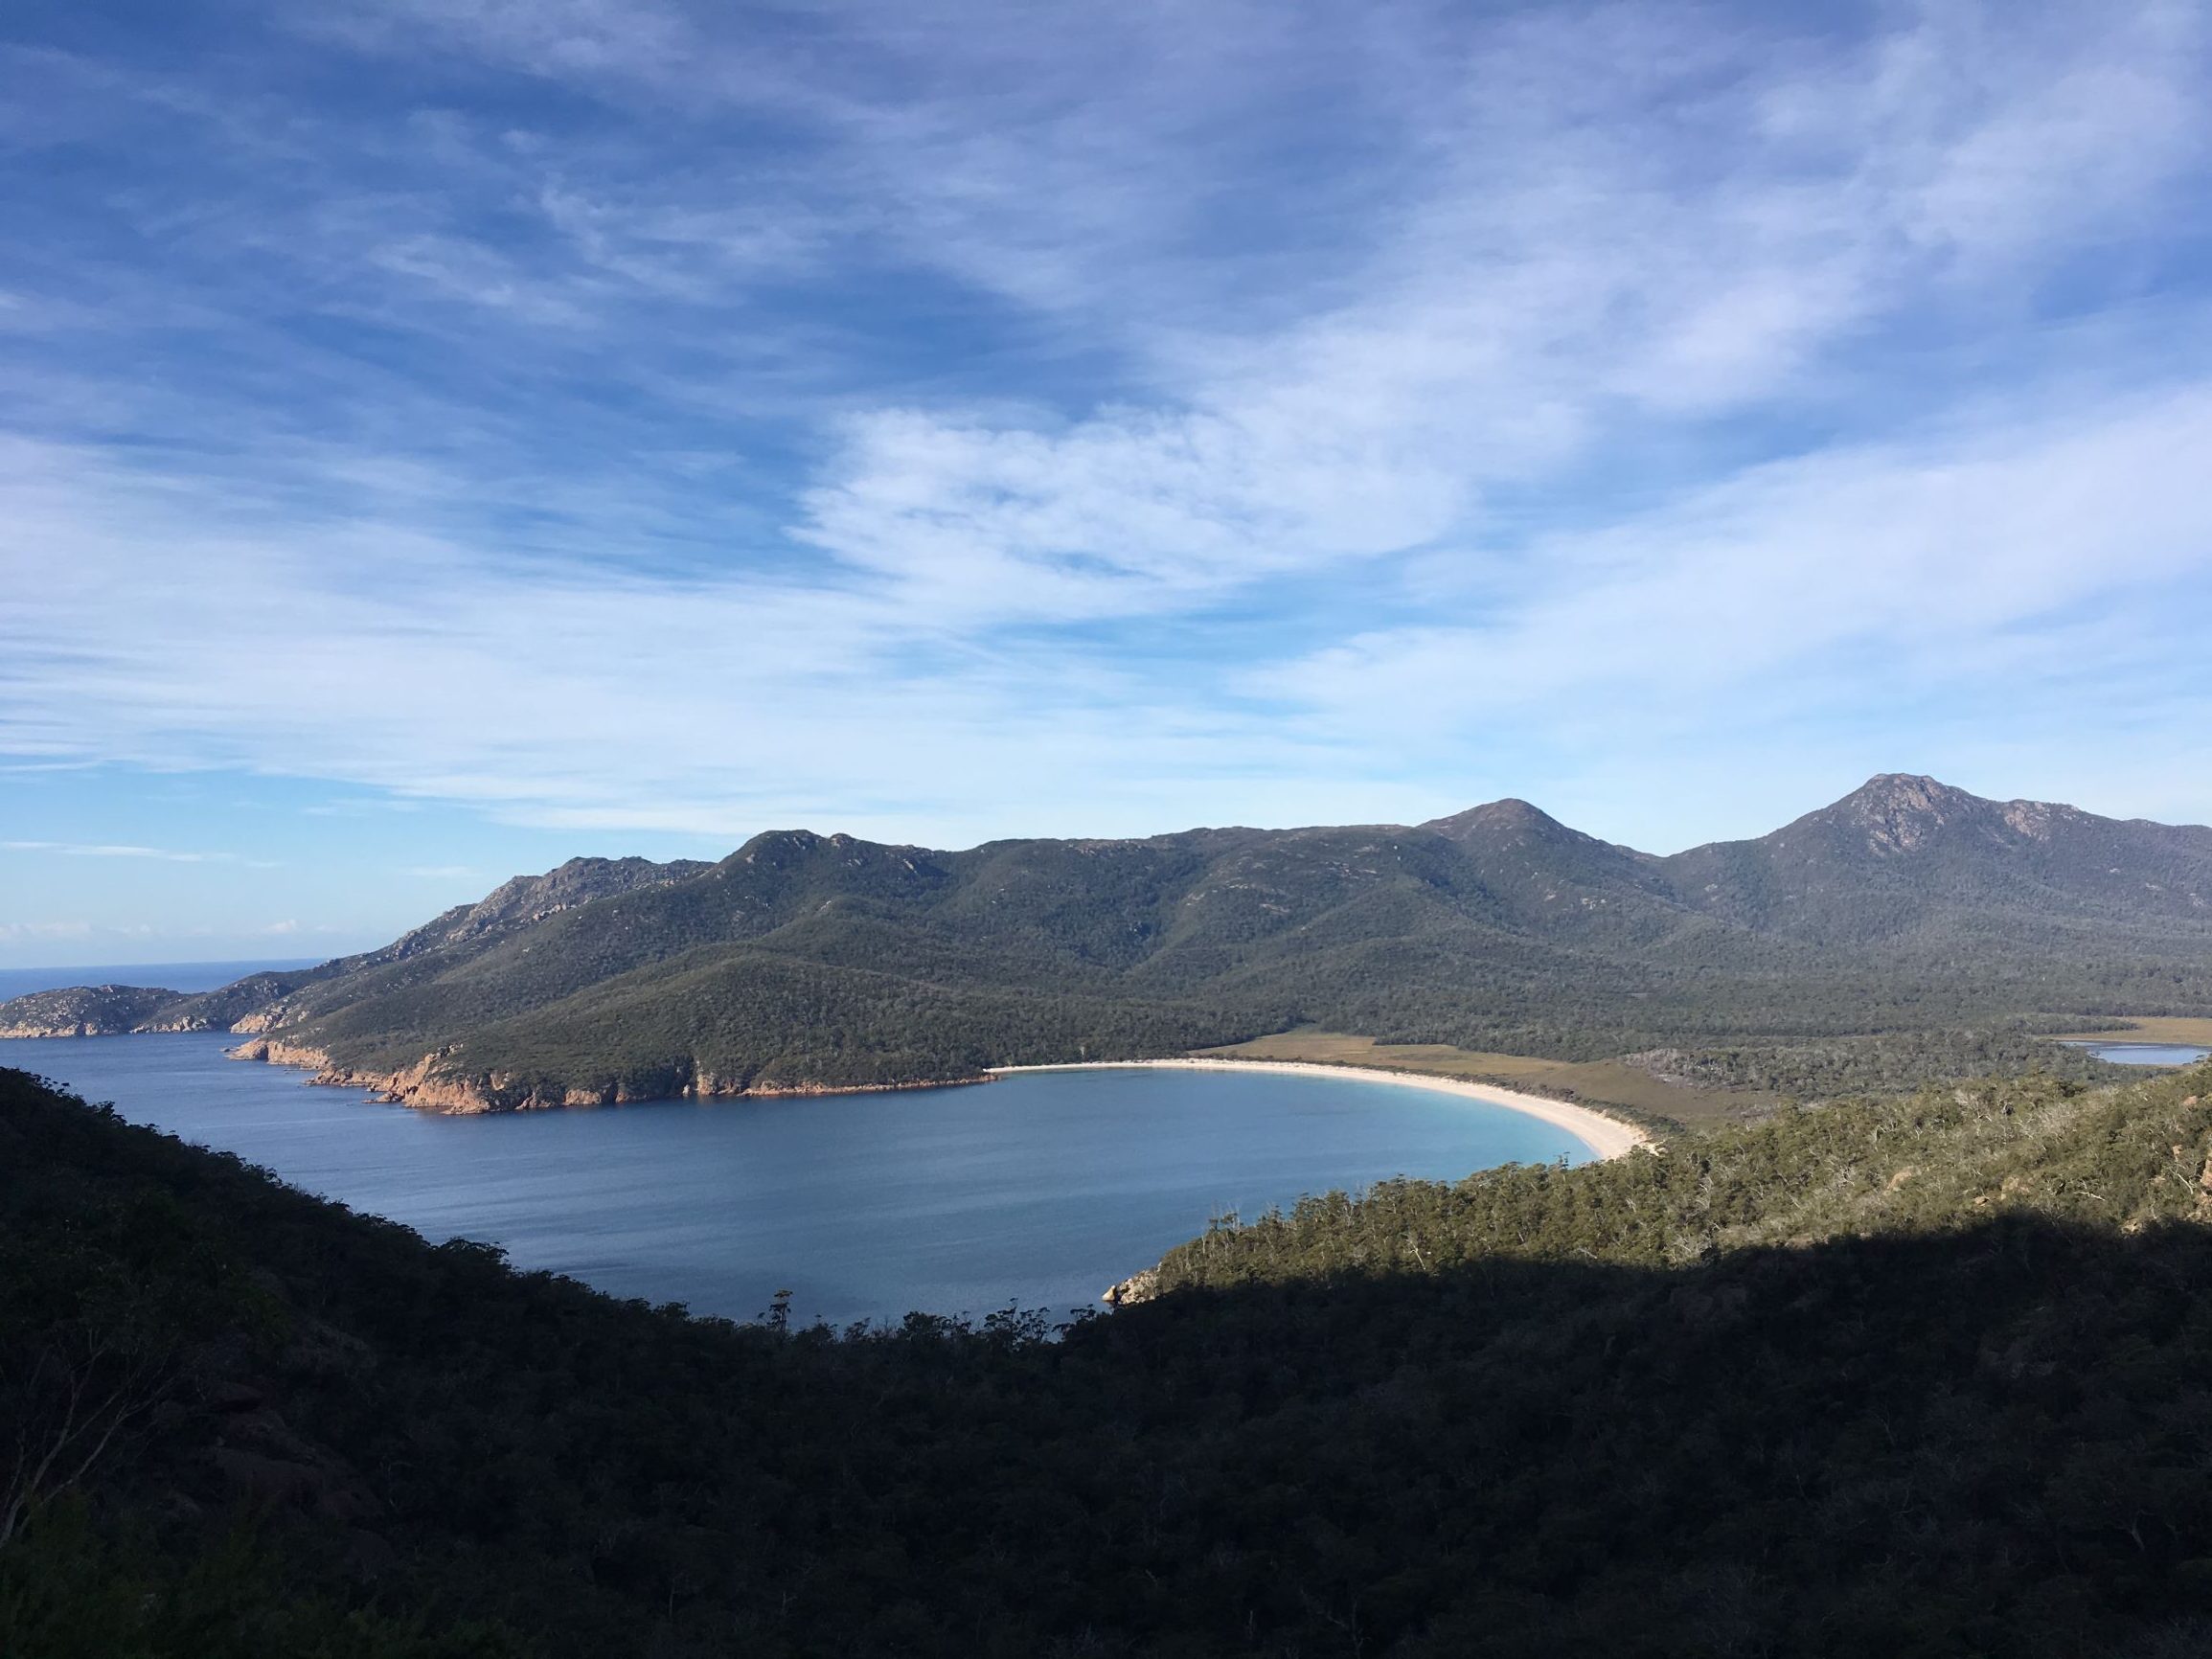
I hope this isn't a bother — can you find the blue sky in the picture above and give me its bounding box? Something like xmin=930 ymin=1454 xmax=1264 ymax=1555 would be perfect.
xmin=4 ymin=0 xmax=2211 ymax=966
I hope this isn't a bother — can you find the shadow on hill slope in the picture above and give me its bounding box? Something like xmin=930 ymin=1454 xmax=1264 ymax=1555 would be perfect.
xmin=3 ymin=1064 xmax=2211 ymax=1657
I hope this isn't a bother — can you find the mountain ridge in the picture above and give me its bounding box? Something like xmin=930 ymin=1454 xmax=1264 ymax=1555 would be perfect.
xmin=6 ymin=775 xmax=2208 ymax=1107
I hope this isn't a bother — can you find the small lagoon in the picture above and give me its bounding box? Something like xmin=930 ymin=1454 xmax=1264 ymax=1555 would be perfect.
xmin=8 ymin=1032 xmax=1592 ymax=1328
xmin=2060 ymin=1040 xmax=2212 ymax=1068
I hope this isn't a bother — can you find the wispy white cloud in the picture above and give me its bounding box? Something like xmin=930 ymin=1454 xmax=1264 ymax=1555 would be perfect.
xmin=791 ymin=1 xmax=2212 ymax=621
xmin=3 ymin=839 xmax=277 ymax=867
xmin=1255 ymin=382 xmax=2212 ymax=733
xmin=0 ymin=920 xmax=111 ymax=942
xmin=1 ymin=0 xmax=2209 ymax=860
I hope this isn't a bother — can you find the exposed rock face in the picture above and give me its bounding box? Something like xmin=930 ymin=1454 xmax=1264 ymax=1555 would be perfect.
xmin=1103 ymin=1268 xmax=1159 ymax=1308
xmin=229 ymin=1040 xmax=492 ymax=1112
xmin=377 ymin=855 xmax=713 ymax=961
xmin=1818 ymin=774 xmax=2132 ymax=858
xmin=227 ymin=1037 xmax=336 ymax=1072
xmin=1830 ymin=773 xmax=1980 ymax=854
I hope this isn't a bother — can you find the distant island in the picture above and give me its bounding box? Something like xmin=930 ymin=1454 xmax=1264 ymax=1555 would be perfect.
xmin=5 ymin=774 xmax=2209 ymax=1118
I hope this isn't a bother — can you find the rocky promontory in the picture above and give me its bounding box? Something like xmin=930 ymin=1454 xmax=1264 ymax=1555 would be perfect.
xmin=0 ymin=984 xmax=189 ymax=1038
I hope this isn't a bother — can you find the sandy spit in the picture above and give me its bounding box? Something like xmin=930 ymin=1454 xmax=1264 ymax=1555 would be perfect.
xmin=988 ymin=1057 xmax=1652 ymax=1161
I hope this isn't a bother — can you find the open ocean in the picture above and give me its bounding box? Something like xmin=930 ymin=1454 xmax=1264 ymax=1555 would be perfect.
xmin=0 ymin=959 xmax=322 ymax=1000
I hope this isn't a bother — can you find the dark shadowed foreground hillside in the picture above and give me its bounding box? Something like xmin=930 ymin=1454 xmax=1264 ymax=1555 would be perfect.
xmin=5 ymin=1059 xmax=2211 ymax=1656
xmin=5 ymin=775 xmax=2208 ymax=1111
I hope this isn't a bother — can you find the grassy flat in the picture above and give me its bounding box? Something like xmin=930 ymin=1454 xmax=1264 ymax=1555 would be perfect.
xmin=2043 ymin=1014 xmax=2212 ymax=1045
xmin=1193 ymin=1029 xmax=1764 ymax=1125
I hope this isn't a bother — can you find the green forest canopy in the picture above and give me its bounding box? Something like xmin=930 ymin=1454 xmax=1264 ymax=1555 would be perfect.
xmin=5 ymin=1054 xmax=2211 ymax=1655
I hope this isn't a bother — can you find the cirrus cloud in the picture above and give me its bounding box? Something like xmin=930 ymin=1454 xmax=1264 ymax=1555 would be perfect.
xmin=0 ymin=0 xmax=2208 ymax=873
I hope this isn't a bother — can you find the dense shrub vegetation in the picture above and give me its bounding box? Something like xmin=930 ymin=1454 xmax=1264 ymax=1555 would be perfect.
xmin=1610 ymin=1021 xmax=2132 ymax=1101
xmin=7 ymin=1057 xmax=2212 ymax=1655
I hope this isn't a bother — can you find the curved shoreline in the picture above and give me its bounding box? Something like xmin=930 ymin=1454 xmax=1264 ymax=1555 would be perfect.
xmin=990 ymin=1057 xmax=1652 ymax=1161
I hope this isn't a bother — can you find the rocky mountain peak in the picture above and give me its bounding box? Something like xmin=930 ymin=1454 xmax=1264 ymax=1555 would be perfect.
xmin=1820 ymin=774 xmax=1993 ymax=854
xmin=734 ymin=830 xmax=824 ymax=863
xmin=1422 ymin=797 xmax=1570 ymax=843
xmin=388 ymin=855 xmax=709 ymax=956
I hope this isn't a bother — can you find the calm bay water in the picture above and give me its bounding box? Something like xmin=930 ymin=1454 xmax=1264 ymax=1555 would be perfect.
xmin=9 ymin=1032 xmax=1591 ymax=1328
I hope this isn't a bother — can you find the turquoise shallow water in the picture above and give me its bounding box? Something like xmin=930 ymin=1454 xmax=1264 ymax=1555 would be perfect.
xmin=7 ymin=1033 xmax=1592 ymax=1328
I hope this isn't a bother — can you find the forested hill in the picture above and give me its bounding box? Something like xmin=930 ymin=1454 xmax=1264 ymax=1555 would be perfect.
xmin=4 ymin=774 xmax=2208 ymax=1108
xmin=5 ymin=1059 xmax=2211 ymax=1655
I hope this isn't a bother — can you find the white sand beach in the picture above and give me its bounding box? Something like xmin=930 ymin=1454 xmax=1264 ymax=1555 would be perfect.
xmin=989 ymin=1057 xmax=1652 ymax=1161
